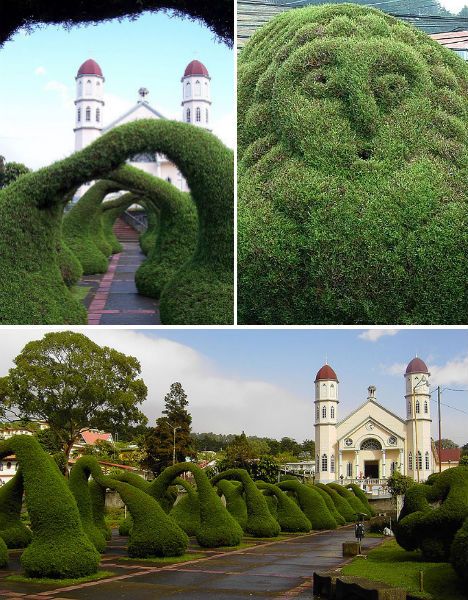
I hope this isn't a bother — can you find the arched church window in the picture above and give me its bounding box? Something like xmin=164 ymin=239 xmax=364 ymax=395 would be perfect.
xmin=408 ymin=401 xmax=411 ymax=417
xmin=195 ymin=80 xmax=201 ymax=96
xmin=96 ymin=108 xmax=100 ymax=122
xmin=85 ymin=79 xmax=92 ymax=95
xmin=186 ymin=108 xmax=191 ymax=123
xmin=322 ymin=405 xmax=326 ymax=419
xmin=316 ymin=454 xmax=319 ymax=471
xmin=330 ymin=406 xmax=335 ymax=419
xmin=85 ymin=107 xmax=91 ymax=122
xmin=321 ymin=454 xmax=328 ymax=472
xmin=417 ymin=451 xmax=422 ymax=470
xmin=330 ymin=454 xmax=335 ymax=473
xmin=77 ymin=108 xmax=81 ymax=123
xmin=360 ymin=438 xmax=382 ymax=450
xmin=424 ymin=401 xmax=428 ymax=414
xmin=196 ymin=107 xmax=201 ymax=122
xmin=416 ymin=400 xmax=420 ymax=414
xmin=316 ymin=405 xmax=319 ymax=420
xmin=185 ymin=82 xmax=191 ymax=98
xmin=409 ymin=452 xmax=413 ymax=470
xmin=425 ymin=451 xmax=430 ymax=470
xmin=206 ymin=108 xmax=209 ymax=123
xmin=347 ymin=462 xmax=352 ymax=477
xmin=330 ymin=384 xmax=335 ymax=399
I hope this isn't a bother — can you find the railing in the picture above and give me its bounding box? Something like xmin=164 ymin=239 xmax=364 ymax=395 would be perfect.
xmin=122 ymin=210 xmax=147 ymax=233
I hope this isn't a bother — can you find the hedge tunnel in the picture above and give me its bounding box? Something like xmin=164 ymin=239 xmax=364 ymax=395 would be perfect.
xmin=149 ymin=463 xmax=243 ymax=547
xmin=278 ymin=481 xmax=337 ymax=530
xmin=214 ymin=479 xmax=248 ymax=531
xmin=0 ymin=119 xmax=233 ymax=324
xmin=256 ymin=481 xmax=312 ymax=532
xmin=238 ymin=3 xmax=468 ymax=325
xmin=140 ymin=205 xmax=160 ymax=256
xmin=101 ymin=193 xmax=141 ymax=255
xmin=211 ymin=469 xmax=280 ymax=537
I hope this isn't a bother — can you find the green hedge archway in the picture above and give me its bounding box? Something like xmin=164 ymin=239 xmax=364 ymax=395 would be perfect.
xmin=278 ymin=480 xmax=337 ymax=530
xmin=256 ymin=481 xmax=312 ymax=532
xmin=0 ymin=470 xmax=33 ymax=548
xmin=213 ymin=479 xmax=248 ymax=530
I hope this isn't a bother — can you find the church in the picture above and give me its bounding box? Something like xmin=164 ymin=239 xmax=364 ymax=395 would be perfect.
xmin=73 ymin=57 xmax=212 ymax=192
xmin=314 ymin=357 xmax=446 ymax=484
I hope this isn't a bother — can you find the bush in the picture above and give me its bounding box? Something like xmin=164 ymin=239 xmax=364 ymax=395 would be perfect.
xmin=451 ymin=516 xmax=468 ymax=582
xmin=140 ymin=208 xmax=160 ymax=256
xmin=169 ymin=478 xmax=201 ymax=536
xmin=316 ymin=483 xmax=354 ymax=521
xmin=214 ymin=479 xmax=248 ymax=530
xmin=238 ymin=3 xmax=468 ymax=324
xmin=369 ymin=515 xmax=392 ymax=533
xmin=89 ymin=481 xmax=111 ymax=540
xmin=313 ymin=485 xmax=345 ymax=525
xmin=346 ymin=483 xmax=375 ymax=516
xmin=0 ymin=119 xmax=233 ymax=325
xmin=58 ymin=240 xmax=83 ymax=288
xmin=256 ymin=481 xmax=312 ymax=532
xmin=0 ymin=537 xmax=7 ymax=568
xmin=101 ymin=193 xmax=139 ymax=254
xmin=0 ymin=471 xmax=32 ymax=548
xmin=328 ymin=483 xmax=369 ymax=516
xmin=278 ymin=480 xmax=337 ymax=530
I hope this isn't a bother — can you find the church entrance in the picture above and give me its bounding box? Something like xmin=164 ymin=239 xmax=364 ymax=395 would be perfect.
xmin=364 ymin=461 xmax=379 ymax=479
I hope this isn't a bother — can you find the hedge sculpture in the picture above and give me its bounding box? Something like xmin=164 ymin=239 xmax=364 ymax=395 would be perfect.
xmin=256 ymin=481 xmax=312 ymax=532
xmin=313 ymin=485 xmax=346 ymax=526
xmin=328 ymin=483 xmax=369 ymax=516
xmin=0 ymin=119 xmax=233 ymax=324
xmin=0 ymin=471 xmax=33 ymax=548
xmin=0 ymin=436 xmax=100 ymax=579
xmin=278 ymin=481 xmax=337 ymax=530
xmin=169 ymin=478 xmax=201 ymax=536
xmin=88 ymin=479 xmax=111 ymax=540
xmin=101 ymin=193 xmax=140 ymax=254
xmin=238 ymin=3 xmax=468 ymax=324
xmin=58 ymin=240 xmax=83 ymax=288
xmin=346 ymin=483 xmax=374 ymax=516
xmin=316 ymin=483 xmax=354 ymax=522
xmin=395 ymin=466 xmax=468 ymax=561
xmin=212 ymin=469 xmax=280 ymax=537
xmin=109 ymin=165 xmax=198 ymax=299
xmin=149 ymin=463 xmax=243 ymax=547
xmin=214 ymin=479 xmax=248 ymax=530
xmin=451 ymin=515 xmax=468 ymax=582
xmin=140 ymin=206 xmax=160 ymax=256
xmin=63 ymin=181 xmax=122 ymax=275
xmin=0 ymin=538 xmax=7 ymax=568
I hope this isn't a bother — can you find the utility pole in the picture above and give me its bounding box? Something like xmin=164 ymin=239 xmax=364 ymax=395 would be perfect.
xmin=438 ymin=386 xmax=442 ymax=474
xmin=168 ymin=421 xmax=181 ymax=465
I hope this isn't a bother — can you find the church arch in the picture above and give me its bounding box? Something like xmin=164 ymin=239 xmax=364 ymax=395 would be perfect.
xmin=196 ymin=107 xmax=201 ymax=122
xmin=360 ymin=438 xmax=382 ymax=451
xmin=195 ymin=80 xmax=201 ymax=96
xmin=85 ymin=79 xmax=92 ymax=95
xmin=186 ymin=108 xmax=191 ymax=123
xmin=85 ymin=106 xmax=91 ymax=121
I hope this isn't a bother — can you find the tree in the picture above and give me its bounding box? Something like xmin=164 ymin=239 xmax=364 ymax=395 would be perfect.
xmin=143 ymin=382 xmax=195 ymax=475
xmin=0 ymin=161 xmax=30 ymax=188
xmin=459 ymin=455 xmax=468 ymax=466
xmin=387 ymin=471 xmax=414 ymax=498
xmin=35 ymin=428 xmax=63 ymax=454
xmin=437 ymin=439 xmax=459 ymax=449
xmin=0 ymin=331 xmax=148 ymax=459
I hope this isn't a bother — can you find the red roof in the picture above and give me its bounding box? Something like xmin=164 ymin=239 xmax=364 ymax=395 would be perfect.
xmin=438 ymin=448 xmax=461 ymax=463
xmin=80 ymin=429 xmax=112 ymax=445
xmin=315 ymin=364 xmax=338 ymax=382
xmin=430 ymin=31 xmax=468 ymax=50
xmin=406 ymin=357 xmax=429 ymax=375
xmin=77 ymin=59 xmax=103 ymax=77
xmin=184 ymin=60 xmax=209 ymax=77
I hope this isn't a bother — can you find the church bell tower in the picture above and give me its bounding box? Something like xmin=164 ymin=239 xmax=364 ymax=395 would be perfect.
xmin=181 ymin=60 xmax=211 ymax=131
xmin=314 ymin=363 xmax=339 ymax=483
xmin=74 ymin=58 xmax=105 ymax=151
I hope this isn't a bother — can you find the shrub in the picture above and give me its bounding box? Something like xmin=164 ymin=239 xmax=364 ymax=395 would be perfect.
xmin=58 ymin=240 xmax=83 ymax=288
xmin=214 ymin=479 xmax=248 ymax=530
xmin=0 ymin=537 xmax=7 ymax=568
xmin=101 ymin=193 xmax=139 ymax=254
xmin=256 ymin=481 xmax=312 ymax=532
xmin=278 ymin=481 xmax=337 ymax=530
xmin=0 ymin=471 xmax=32 ymax=548
xmin=212 ymin=469 xmax=280 ymax=537
xmin=238 ymin=3 xmax=468 ymax=324
xmin=328 ymin=483 xmax=369 ymax=516
xmin=316 ymin=483 xmax=354 ymax=522
xmin=169 ymin=478 xmax=201 ymax=536
xmin=346 ymin=483 xmax=375 ymax=516
xmin=140 ymin=207 xmax=160 ymax=256
xmin=0 ymin=119 xmax=233 ymax=325
xmin=369 ymin=515 xmax=392 ymax=533
xmin=451 ymin=516 xmax=468 ymax=582
xmin=88 ymin=480 xmax=111 ymax=540
xmin=313 ymin=485 xmax=345 ymax=525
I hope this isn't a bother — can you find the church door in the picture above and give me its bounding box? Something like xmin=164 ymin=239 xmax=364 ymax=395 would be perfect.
xmin=364 ymin=461 xmax=379 ymax=479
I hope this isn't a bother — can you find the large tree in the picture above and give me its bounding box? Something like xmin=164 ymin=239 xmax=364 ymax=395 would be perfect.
xmin=0 ymin=158 xmax=30 ymax=189
xmin=0 ymin=331 xmax=148 ymax=459
xmin=143 ymin=382 xmax=195 ymax=475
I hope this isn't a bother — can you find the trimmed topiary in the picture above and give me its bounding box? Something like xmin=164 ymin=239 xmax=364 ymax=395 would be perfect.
xmin=88 ymin=479 xmax=111 ymax=541
xmin=451 ymin=515 xmax=468 ymax=582
xmin=140 ymin=206 xmax=160 ymax=256
xmin=316 ymin=483 xmax=354 ymax=522
xmin=238 ymin=3 xmax=468 ymax=324
xmin=256 ymin=481 xmax=312 ymax=532
xmin=214 ymin=479 xmax=248 ymax=530
xmin=169 ymin=478 xmax=201 ymax=536
xmin=278 ymin=481 xmax=337 ymax=530
xmin=346 ymin=483 xmax=374 ymax=516
xmin=0 ymin=537 xmax=8 ymax=568
xmin=149 ymin=463 xmax=243 ymax=547
xmin=58 ymin=240 xmax=83 ymax=288
xmin=0 ymin=119 xmax=233 ymax=325
xmin=212 ymin=469 xmax=280 ymax=537
xmin=0 ymin=471 xmax=32 ymax=548
xmin=328 ymin=483 xmax=369 ymax=517
xmin=101 ymin=193 xmax=139 ymax=254
xmin=314 ymin=485 xmax=345 ymax=526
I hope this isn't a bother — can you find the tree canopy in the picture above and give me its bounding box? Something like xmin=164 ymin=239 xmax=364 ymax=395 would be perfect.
xmin=0 ymin=157 xmax=30 ymax=189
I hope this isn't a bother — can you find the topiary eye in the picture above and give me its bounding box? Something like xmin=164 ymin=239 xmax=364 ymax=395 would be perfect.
xmin=372 ymin=73 xmax=409 ymax=109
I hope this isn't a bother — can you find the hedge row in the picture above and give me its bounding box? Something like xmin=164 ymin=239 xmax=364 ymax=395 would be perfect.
xmin=101 ymin=193 xmax=139 ymax=254
xmin=314 ymin=485 xmax=346 ymax=526
xmin=328 ymin=483 xmax=369 ymax=516
xmin=169 ymin=478 xmax=201 ymax=536
xmin=278 ymin=481 xmax=337 ymax=530
xmin=0 ymin=470 xmax=33 ymax=548
xmin=256 ymin=481 xmax=312 ymax=532
xmin=214 ymin=479 xmax=248 ymax=530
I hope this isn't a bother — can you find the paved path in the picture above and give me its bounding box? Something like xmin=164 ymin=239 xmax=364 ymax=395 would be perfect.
xmin=78 ymin=218 xmax=160 ymax=325
xmin=0 ymin=527 xmax=383 ymax=600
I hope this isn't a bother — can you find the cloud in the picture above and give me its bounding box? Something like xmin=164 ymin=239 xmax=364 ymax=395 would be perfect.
xmin=381 ymin=362 xmax=407 ymax=376
xmin=429 ymin=355 xmax=468 ymax=386
xmin=44 ymin=80 xmax=73 ymax=109
xmin=35 ymin=66 xmax=46 ymax=76
xmin=359 ymin=329 xmax=399 ymax=342
xmin=211 ymin=110 xmax=235 ymax=149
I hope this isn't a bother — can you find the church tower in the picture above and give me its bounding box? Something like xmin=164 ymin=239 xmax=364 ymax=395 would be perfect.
xmin=404 ymin=357 xmax=432 ymax=482
xmin=74 ymin=59 xmax=105 ymax=151
xmin=314 ymin=363 xmax=339 ymax=483
xmin=181 ymin=60 xmax=211 ymax=131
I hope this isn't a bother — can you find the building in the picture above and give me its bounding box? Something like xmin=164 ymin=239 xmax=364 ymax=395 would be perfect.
xmin=430 ymin=31 xmax=468 ymax=61
xmin=434 ymin=447 xmax=461 ymax=472
xmin=73 ymin=57 xmax=212 ymax=193
xmin=314 ymin=357 xmax=440 ymax=486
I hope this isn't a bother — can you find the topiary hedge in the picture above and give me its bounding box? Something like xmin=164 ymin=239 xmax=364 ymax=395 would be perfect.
xmin=101 ymin=193 xmax=139 ymax=254
xmin=328 ymin=483 xmax=369 ymax=517
xmin=0 ymin=537 xmax=7 ymax=568
xmin=140 ymin=205 xmax=160 ymax=256
xmin=0 ymin=470 xmax=32 ymax=548
xmin=238 ymin=3 xmax=468 ymax=324
xmin=451 ymin=515 xmax=468 ymax=582
xmin=346 ymin=483 xmax=375 ymax=516
xmin=0 ymin=119 xmax=233 ymax=324
xmin=256 ymin=481 xmax=312 ymax=532
xmin=88 ymin=479 xmax=111 ymax=541
xmin=58 ymin=240 xmax=83 ymax=288
xmin=316 ymin=483 xmax=354 ymax=522
xmin=213 ymin=479 xmax=248 ymax=530
xmin=278 ymin=481 xmax=337 ymax=530
xmin=313 ymin=485 xmax=346 ymax=526
xmin=169 ymin=478 xmax=201 ymax=536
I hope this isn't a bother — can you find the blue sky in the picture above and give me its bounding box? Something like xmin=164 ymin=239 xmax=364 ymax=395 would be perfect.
xmin=0 ymin=11 xmax=234 ymax=168
xmin=0 ymin=328 xmax=467 ymax=445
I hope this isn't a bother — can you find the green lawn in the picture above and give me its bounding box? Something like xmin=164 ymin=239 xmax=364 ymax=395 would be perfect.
xmin=119 ymin=553 xmax=207 ymax=565
xmin=7 ymin=571 xmax=114 ymax=586
xmin=342 ymin=539 xmax=465 ymax=600
xmin=70 ymin=285 xmax=91 ymax=302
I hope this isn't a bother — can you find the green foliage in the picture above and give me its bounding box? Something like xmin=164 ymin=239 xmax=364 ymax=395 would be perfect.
xmin=459 ymin=455 xmax=468 ymax=466
xmin=0 ymin=471 xmax=32 ymax=548
xmin=89 ymin=480 xmax=111 ymax=540
xmin=238 ymin=3 xmax=468 ymax=324
xmin=316 ymin=484 xmax=355 ymax=521
xmin=278 ymin=480 xmax=337 ymax=530
xmin=58 ymin=240 xmax=83 ymax=288
xmin=214 ymin=479 xmax=248 ymax=530
xmin=328 ymin=483 xmax=369 ymax=516
xmin=0 ymin=161 xmax=30 ymax=189
xmin=451 ymin=516 xmax=468 ymax=582
xmin=387 ymin=471 xmax=415 ymax=497
xmin=1 ymin=331 xmax=148 ymax=459
xmin=313 ymin=485 xmax=346 ymax=526
xmin=169 ymin=479 xmax=201 ymax=536
xmin=345 ymin=483 xmax=375 ymax=516
xmin=212 ymin=469 xmax=280 ymax=537
xmin=0 ymin=537 xmax=7 ymax=568
xmin=139 ymin=207 xmax=160 ymax=256
xmin=256 ymin=481 xmax=312 ymax=532
xmin=35 ymin=428 xmax=63 ymax=454
xmin=437 ymin=439 xmax=460 ymax=449
xmin=101 ymin=194 xmax=137 ymax=254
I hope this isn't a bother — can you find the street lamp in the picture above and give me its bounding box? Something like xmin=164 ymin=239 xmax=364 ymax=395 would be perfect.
xmin=167 ymin=422 xmax=181 ymax=465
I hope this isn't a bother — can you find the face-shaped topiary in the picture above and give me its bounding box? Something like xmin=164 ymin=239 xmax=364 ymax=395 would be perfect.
xmin=238 ymin=4 xmax=468 ymax=324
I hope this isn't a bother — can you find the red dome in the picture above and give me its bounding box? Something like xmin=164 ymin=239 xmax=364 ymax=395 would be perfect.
xmin=405 ymin=357 xmax=429 ymax=375
xmin=315 ymin=364 xmax=338 ymax=382
xmin=77 ymin=59 xmax=103 ymax=77
xmin=184 ymin=59 xmax=209 ymax=77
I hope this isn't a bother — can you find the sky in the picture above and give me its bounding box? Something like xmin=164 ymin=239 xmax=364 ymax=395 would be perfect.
xmin=0 ymin=328 xmax=467 ymax=446
xmin=0 ymin=11 xmax=234 ymax=169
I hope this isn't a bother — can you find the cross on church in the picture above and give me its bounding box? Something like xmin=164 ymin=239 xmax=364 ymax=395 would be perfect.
xmin=138 ymin=87 xmax=149 ymax=101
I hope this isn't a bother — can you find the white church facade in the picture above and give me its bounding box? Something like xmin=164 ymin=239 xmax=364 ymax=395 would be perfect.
xmin=73 ymin=58 xmax=212 ymax=192
xmin=314 ymin=357 xmax=438 ymax=485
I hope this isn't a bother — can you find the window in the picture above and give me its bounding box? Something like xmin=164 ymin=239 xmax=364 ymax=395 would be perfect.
xmin=316 ymin=454 xmax=319 ymax=471
xmin=322 ymin=405 xmax=327 ymax=419
xmin=360 ymin=438 xmax=382 ymax=450
xmin=408 ymin=401 xmax=412 ymax=417
xmin=417 ymin=451 xmax=422 ymax=470
xmin=186 ymin=108 xmax=191 ymax=123
xmin=330 ymin=384 xmax=336 ymax=398
xmin=86 ymin=107 xmax=91 ymax=122
xmin=409 ymin=452 xmax=413 ymax=470
xmin=425 ymin=451 xmax=430 ymax=470
xmin=416 ymin=400 xmax=420 ymax=414
xmin=424 ymin=401 xmax=428 ymax=414
xmin=347 ymin=462 xmax=353 ymax=477
xmin=391 ymin=461 xmax=396 ymax=474
xmin=206 ymin=108 xmax=209 ymax=123
xmin=330 ymin=454 xmax=335 ymax=473
xmin=196 ymin=107 xmax=201 ymax=122
xmin=85 ymin=79 xmax=92 ymax=95
xmin=185 ymin=82 xmax=191 ymax=98
xmin=96 ymin=108 xmax=100 ymax=122
xmin=77 ymin=107 xmax=81 ymax=122
xmin=195 ymin=80 xmax=201 ymax=96
xmin=316 ymin=405 xmax=319 ymax=420
xmin=321 ymin=454 xmax=328 ymax=472
xmin=330 ymin=406 xmax=335 ymax=419
xmin=6 ymin=462 xmax=11 ymax=470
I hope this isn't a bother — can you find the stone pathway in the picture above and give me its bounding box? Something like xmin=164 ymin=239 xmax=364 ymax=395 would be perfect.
xmin=0 ymin=527 xmax=383 ymax=600
xmin=78 ymin=218 xmax=160 ymax=325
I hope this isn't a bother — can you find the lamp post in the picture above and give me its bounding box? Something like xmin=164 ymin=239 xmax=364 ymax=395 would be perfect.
xmin=167 ymin=422 xmax=181 ymax=465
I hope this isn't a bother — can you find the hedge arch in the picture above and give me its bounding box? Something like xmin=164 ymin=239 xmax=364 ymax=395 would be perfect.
xmin=346 ymin=483 xmax=374 ymax=516
xmin=211 ymin=469 xmax=280 ymax=537
xmin=169 ymin=478 xmax=201 ymax=536
xmin=0 ymin=119 xmax=233 ymax=324
xmin=395 ymin=466 xmax=468 ymax=561
xmin=313 ymin=485 xmax=346 ymax=526
xmin=101 ymin=193 xmax=140 ymax=254
xmin=316 ymin=483 xmax=354 ymax=522
xmin=149 ymin=463 xmax=243 ymax=547
xmin=451 ymin=515 xmax=468 ymax=582
xmin=0 ymin=436 xmax=100 ymax=579
xmin=213 ymin=479 xmax=248 ymax=530
xmin=58 ymin=240 xmax=83 ymax=288
xmin=256 ymin=481 xmax=312 ymax=532
xmin=109 ymin=164 xmax=198 ymax=300
xmin=328 ymin=483 xmax=369 ymax=516
xmin=0 ymin=471 xmax=32 ymax=548
xmin=88 ymin=479 xmax=111 ymax=541
xmin=238 ymin=3 xmax=468 ymax=324
xmin=63 ymin=180 xmax=122 ymax=275
xmin=140 ymin=206 xmax=160 ymax=256
xmin=278 ymin=481 xmax=337 ymax=530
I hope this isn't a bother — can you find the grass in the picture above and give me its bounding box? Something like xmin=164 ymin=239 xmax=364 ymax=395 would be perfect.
xmin=7 ymin=570 xmax=114 ymax=586
xmin=70 ymin=285 xmax=91 ymax=302
xmin=118 ymin=553 xmax=206 ymax=565
xmin=342 ymin=539 xmax=465 ymax=599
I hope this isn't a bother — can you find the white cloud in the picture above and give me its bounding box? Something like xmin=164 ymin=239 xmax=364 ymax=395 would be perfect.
xmin=35 ymin=66 xmax=46 ymax=76
xmin=44 ymin=80 xmax=73 ymax=109
xmin=429 ymin=355 xmax=468 ymax=386
xmin=381 ymin=362 xmax=407 ymax=376
xmin=359 ymin=329 xmax=399 ymax=342
xmin=211 ymin=110 xmax=235 ymax=149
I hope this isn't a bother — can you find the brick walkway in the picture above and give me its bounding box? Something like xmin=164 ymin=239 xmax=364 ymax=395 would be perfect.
xmin=78 ymin=219 xmax=160 ymax=325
